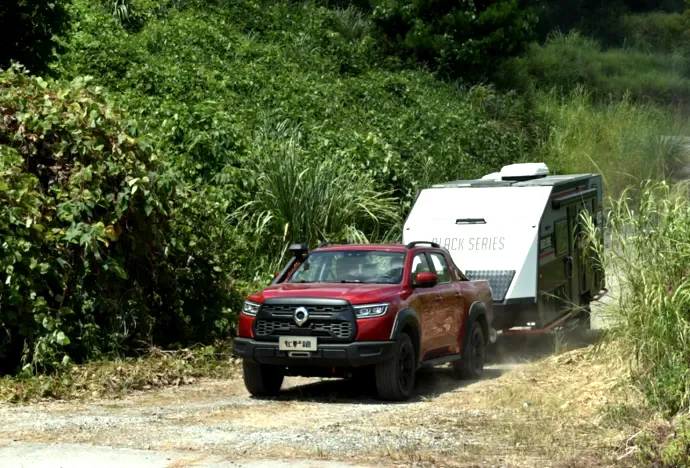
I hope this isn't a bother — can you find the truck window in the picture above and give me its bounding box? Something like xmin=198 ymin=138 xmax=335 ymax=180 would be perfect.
xmin=289 ymin=250 xmax=406 ymax=284
xmin=429 ymin=253 xmax=451 ymax=284
xmin=411 ymin=254 xmax=432 ymax=283
xmin=555 ymin=220 xmax=569 ymax=257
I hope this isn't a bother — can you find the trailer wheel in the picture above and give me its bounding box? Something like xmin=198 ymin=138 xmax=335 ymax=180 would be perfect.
xmin=453 ymin=321 xmax=486 ymax=380
xmin=375 ymin=332 xmax=416 ymax=401
xmin=243 ymin=361 xmax=284 ymax=397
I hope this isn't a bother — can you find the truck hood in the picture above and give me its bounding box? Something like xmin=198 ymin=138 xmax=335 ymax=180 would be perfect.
xmin=250 ymin=283 xmax=403 ymax=305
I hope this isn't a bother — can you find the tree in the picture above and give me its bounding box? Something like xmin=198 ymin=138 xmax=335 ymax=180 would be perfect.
xmin=372 ymin=0 xmax=538 ymax=79
xmin=0 ymin=0 xmax=70 ymax=74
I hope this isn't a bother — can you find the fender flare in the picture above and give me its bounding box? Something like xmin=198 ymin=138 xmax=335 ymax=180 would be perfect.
xmin=464 ymin=301 xmax=489 ymax=347
xmin=390 ymin=308 xmax=422 ymax=361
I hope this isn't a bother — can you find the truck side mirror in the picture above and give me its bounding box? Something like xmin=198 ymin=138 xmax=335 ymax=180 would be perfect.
xmin=415 ymin=272 xmax=438 ymax=287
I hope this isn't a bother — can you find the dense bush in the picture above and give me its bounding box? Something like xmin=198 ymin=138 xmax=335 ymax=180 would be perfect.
xmin=0 ymin=0 xmax=71 ymax=74
xmin=0 ymin=66 xmax=241 ymax=373
xmin=55 ymin=0 xmax=532 ymax=210
xmin=371 ymin=0 xmax=537 ymax=79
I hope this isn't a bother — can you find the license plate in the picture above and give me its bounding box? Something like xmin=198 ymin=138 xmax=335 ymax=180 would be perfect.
xmin=279 ymin=336 xmax=317 ymax=352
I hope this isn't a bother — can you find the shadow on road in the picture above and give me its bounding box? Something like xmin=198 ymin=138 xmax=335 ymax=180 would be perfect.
xmin=256 ymin=328 xmax=603 ymax=404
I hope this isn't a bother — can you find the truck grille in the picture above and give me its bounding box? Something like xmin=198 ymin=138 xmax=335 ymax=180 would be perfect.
xmin=253 ymin=300 xmax=356 ymax=343
xmin=260 ymin=303 xmax=349 ymax=319
xmin=255 ymin=320 xmax=354 ymax=340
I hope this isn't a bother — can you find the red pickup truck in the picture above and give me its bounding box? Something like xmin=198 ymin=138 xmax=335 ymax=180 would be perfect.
xmin=233 ymin=242 xmax=494 ymax=401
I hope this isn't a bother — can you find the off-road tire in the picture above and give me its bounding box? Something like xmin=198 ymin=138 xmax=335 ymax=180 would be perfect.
xmin=243 ymin=361 xmax=284 ymax=397
xmin=375 ymin=332 xmax=416 ymax=401
xmin=453 ymin=321 xmax=486 ymax=380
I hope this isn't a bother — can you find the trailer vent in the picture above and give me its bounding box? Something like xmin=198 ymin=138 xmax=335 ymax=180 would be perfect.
xmin=464 ymin=270 xmax=516 ymax=302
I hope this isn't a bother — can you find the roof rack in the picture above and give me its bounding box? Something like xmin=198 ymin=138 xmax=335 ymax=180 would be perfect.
xmin=406 ymin=241 xmax=440 ymax=249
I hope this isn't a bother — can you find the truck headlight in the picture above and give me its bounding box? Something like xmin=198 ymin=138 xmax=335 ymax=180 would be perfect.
xmin=242 ymin=300 xmax=260 ymax=316
xmin=354 ymin=303 xmax=389 ymax=318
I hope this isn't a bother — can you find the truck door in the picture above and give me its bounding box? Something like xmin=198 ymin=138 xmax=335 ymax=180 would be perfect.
xmin=410 ymin=252 xmax=448 ymax=361
xmin=428 ymin=252 xmax=464 ymax=355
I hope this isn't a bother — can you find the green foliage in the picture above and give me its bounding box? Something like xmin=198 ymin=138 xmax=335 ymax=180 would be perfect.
xmin=622 ymin=12 xmax=690 ymax=53
xmin=585 ymin=181 xmax=690 ymax=415
xmin=0 ymin=0 xmax=71 ymax=74
xmin=500 ymin=31 xmax=690 ymax=106
xmin=371 ymin=0 xmax=538 ymax=79
xmin=0 ymin=66 xmax=239 ymax=372
xmin=55 ymin=0 xmax=531 ymax=209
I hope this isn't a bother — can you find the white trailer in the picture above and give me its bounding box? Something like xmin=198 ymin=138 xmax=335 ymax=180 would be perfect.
xmin=403 ymin=163 xmax=606 ymax=333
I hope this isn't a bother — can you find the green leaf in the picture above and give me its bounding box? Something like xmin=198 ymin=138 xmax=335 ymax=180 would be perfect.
xmin=56 ymin=332 xmax=70 ymax=346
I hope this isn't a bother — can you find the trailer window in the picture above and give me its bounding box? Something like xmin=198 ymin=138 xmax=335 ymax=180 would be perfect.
xmin=429 ymin=253 xmax=452 ymax=284
xmin=555 ymin=220 xmax=569 ymax=257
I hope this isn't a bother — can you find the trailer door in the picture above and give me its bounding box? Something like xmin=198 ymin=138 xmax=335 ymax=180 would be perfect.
xmin=565 ymin=200 xmax=591 ymax=307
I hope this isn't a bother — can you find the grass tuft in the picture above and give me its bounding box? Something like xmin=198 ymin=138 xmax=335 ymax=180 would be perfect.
xmin=0 ymin=342 xmax=239 ymax=402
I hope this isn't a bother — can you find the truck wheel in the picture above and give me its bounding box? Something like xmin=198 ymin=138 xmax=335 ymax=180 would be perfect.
xmin=242 ymin=361 xmax=284 ymax=397
xmin=375 ymin=332 xmax=416 ymax=401
xmin=453 ymin=321 xmax=486 ymax=380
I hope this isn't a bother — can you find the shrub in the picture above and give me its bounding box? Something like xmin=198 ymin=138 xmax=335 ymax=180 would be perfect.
xmin=0 ymin=66 xmax=238 ymax=373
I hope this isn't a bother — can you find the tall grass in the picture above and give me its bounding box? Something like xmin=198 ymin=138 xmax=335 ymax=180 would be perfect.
xmin=232 ymin=131 xmax=401 ymax=268
xmin=585 ymin=181 xmax=690 ymax=415
xmin=535 ymin=87 xmax=689 ymax=198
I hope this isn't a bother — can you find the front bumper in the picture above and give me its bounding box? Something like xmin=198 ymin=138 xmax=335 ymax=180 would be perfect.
xmin=233 ymin=338 xmax=395 ymax=367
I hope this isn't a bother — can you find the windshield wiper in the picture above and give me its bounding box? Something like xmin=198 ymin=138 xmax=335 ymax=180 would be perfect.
xmin=339 ymin=280 xmax=363 ymax=283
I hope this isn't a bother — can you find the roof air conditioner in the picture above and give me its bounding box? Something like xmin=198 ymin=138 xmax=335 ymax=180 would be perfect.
xmin=498 ymin=163 xmax=549 ymax=181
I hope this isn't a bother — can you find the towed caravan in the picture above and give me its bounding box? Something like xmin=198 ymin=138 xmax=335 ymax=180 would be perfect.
xmin=402 ymin=163 xmax=606 ymax=333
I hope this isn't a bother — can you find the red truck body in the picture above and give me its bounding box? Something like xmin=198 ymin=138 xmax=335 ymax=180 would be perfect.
xmin=233 ymin=242 xmax=494 ymax=401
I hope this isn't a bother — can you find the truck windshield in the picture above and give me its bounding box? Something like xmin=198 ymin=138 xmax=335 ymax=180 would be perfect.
xmin=289 ymin=251 xmax=406 ymax=284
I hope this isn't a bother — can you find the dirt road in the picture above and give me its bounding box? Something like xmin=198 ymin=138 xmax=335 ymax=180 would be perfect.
xmin=0 ymin=331 xmax=608 ymax=468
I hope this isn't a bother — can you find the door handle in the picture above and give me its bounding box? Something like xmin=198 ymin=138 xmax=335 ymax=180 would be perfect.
xmin=434 ymin=295 xmax=443 ymax=302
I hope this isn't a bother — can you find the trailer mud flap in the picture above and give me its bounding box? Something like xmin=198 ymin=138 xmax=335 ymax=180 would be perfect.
xmin=464 ymin=270 xmax=516 ymax=302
